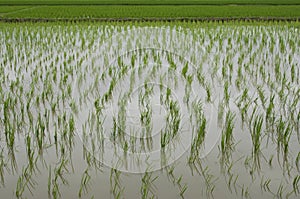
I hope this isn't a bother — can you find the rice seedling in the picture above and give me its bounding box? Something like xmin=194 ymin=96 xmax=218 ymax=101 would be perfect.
xmin=25 ymin=134 xmax=38 ymax=173
xmin=297 ymin=110 xmax=300 ymax=142
xmin=227 ymin=173 xmax=239 ymax=194
xmin=250 ymin=114 xmax=264 ymax=170
xmin=48 ymin=166 xmax=52 ymax=198
xmin=189 ymin=100 xmax=206 ymax=164
xmin=268 ymin=155 xmax=274 ymax=167
xmin=276 ymin=182 xmax=284 ymax=199
xmin=276 ymin=117 xmax=292 ymax=169
xmin=220 ymin=111 xmax=235 ymax=166
xmin=54 ymin=157 xmax=69 ymax=188
xmin=223 ymin=81 xmax=230 ymax=106
xmin=200 ymin=164 xmax=217 ymax=198
xmin=165 ymin=165 xmax=188 ymax=198
xmin=161 ymin=100 xmax=181 ymax=148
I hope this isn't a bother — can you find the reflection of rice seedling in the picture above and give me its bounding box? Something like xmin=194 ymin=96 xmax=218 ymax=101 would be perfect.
xmin=140 ymin=104 xmax=152 ymax=128
xmin=51 ymin=177 xmax=61 ymax=199
xmin=110 ymin=169 xmax=124 ymax=199
xmin=78 ymin=168 xmax=91 ymax=198
xmin=241 ymin=184 xmax=250 ymax=199
xmin=260 ymin=176 xmax=271 ymax=192
xmin=0 ymin=150 xmax=5 ymax=187
xmin=269 ymin=155 xmax=274 ymax=167
xmin=297 ymin=110 xmax=300 ymax=141
xmin=181 ymin=62 xmax=188 ymax=78
xmin=48 ymin=166 xmax=51 ymax=198
xmin=293 ymin=175 xmax=300 ymax=195
xmin=15 ymin=165 xmax=36 ymax=198
xmin=141 ymin=172 xmax=158 ymax=199
xmin=25 ymin=135 xmax=36 ymax=171
xmin=276 ymin=182 xmax=284 ymax=199
xmin=227 ymin=173 xmax=239 ymax=194
xmin=180 ymin=184 xmax=188 ymax=198
xmin=296 ymin=152 xmax=300 ymax=172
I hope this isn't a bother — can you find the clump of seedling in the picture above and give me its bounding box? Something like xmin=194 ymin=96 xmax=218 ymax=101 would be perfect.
xmin=276 ymin=117 xmax=292 ymax=171
xmin=161 ymin=100 xmax=181 ymax=149
xmin=189 ymin=100 xmax=206 ymax=164
xmin=250 ymin=114 xmax=264 ymax=171
xmin=220 ymin=111 xmax=235 ymax=167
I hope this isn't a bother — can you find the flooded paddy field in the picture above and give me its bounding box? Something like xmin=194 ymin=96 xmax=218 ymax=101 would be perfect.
xmin=0 ymin=22 xmax=299 ymax=198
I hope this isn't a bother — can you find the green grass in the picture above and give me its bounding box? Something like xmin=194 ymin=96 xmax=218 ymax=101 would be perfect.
xmin=0 ymin=5 xmax=300 ymax=19
xmin=0 ymin=6 xmax=28 ymax=13
xmin=1 ymin=0 xmax=300 ymax=5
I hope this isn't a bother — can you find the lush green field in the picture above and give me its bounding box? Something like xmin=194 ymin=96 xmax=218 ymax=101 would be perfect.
xmin=1 ymin=0 xmax=299 ymax=19
xmin=0 ymin=0 xmax=300 ymax=5
xmin=1 ymin=5 xmax=300 ymax=19
xmin=0 ymin=6 xmax=28 ymax=13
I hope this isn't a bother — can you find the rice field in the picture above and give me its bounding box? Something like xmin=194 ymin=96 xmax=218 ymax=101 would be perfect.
xmin=0 ymin=21 xmax=299 ymax=198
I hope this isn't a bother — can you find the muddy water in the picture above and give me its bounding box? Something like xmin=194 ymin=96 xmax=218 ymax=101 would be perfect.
xmin=0 ymin=22 xmax=299 ymax=198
